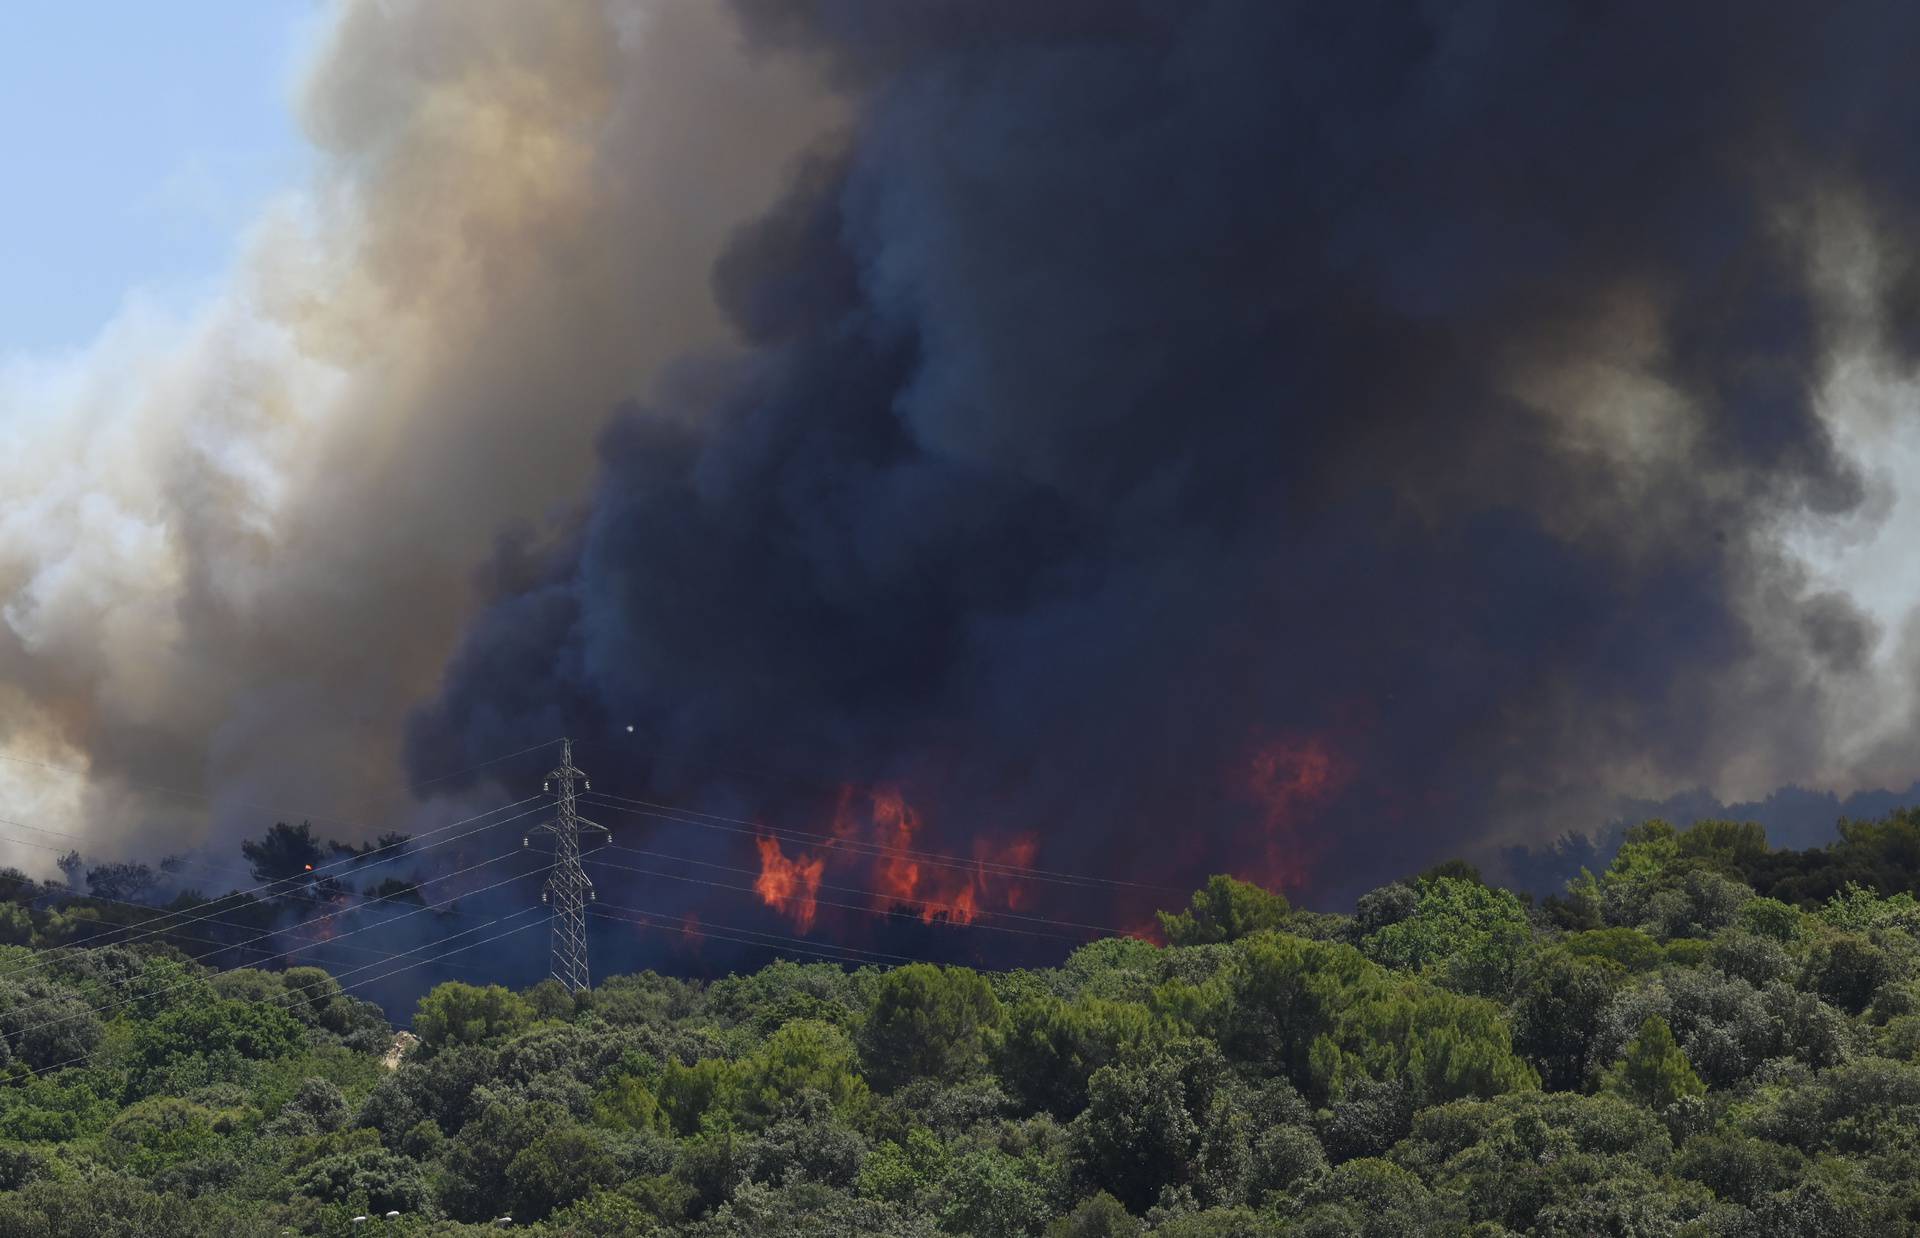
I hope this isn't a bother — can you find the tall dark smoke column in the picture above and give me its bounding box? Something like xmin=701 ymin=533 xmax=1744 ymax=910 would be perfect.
xmin=410 ymin=0 xmax=1920 ymax=941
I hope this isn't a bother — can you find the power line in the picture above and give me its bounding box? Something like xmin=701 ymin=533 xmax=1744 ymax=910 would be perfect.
xmin=584 ymin=853 xmax=1110 ymax=944
xmin=0 ymin=848 xmax=537 ymax=1033
xmin=334 ymin=914 xmax=551 ymax=1026
xmin=27 ymin=889 xmax=940 ymax=1080
xmin=407 ymin=737 xmax=565 ymax=795
xmin=1 ymin=855 xmax=553 ymax=1049
xmin=249 ymin=904 xmax=539 ymax=1006
xmin=6 ymin=787 xmax=1137 ymax=946
xmin=0 ymin=823 xmax=527 ymax=985
xmin=0 ymin=828 xmax=536 ymax=1009
xmin=0 ymin=809 xmax=522 ymax=927
xmin=589 ymin=904 xmax=907 ymax=969
xmin=594 ymin=841 xmax=1130 ymax=936
xmin=570 ymin=738 xmax=1196 ymax=891
xmin=0 ymin=807 xmax=1102 ymax=1002
xmin=25 ymin=907 xmax=554 ymax=1077
xmin=0 ymin=739 xmax=1179 ymax=1012
xmin=0 ymin=798 xmax=548 ymax=986
xmin=0 ymin=871 xmax=432 ymax=970
xmin=581 ymin=789 xmax=1184 ymax=893
xmin=0 ymin=809 xmax=483 ymax=908
xmin=589 ymin=897 xmax=916 ymax=964
xmin=527 ymin=739 xmax=607 ymax=992
xmin=0 ymin=816 xmax=399 ymax=913
xmin=18 ymin=875 xmax=901 ymax=1078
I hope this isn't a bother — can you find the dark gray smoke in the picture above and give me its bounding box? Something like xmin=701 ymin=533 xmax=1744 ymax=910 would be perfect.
xmin=410 ymin=0 xmax=1920 ymax=949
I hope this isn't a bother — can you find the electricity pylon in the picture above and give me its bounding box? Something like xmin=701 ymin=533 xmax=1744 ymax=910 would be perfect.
xmin=526 ymin=738 xmax=608 ymax=991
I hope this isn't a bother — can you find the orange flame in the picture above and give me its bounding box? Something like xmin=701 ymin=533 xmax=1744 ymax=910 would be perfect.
xmin=850 ymin=786 xmax=1035 ymax=925
xmin=869 ymin=787 xmax=923 ymax=907
xmin=996 ymin=837 xmax=1038 ymax=910
xmin=1241 ymin=733 xmax=1349 ymax=890
xmin=747 ymin=785 xmax=1045 ymax=933
xmin=830 ymin=784 xmax=863 ymax=842
xmin=753 ymin=835 xmax=824 ymax=932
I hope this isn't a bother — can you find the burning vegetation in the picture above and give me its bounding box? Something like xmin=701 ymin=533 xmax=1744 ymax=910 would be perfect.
xmin=751 ymin=785 xmax=1039 ymax=932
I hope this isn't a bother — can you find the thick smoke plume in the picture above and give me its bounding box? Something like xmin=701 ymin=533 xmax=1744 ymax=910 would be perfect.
xmin=0 ymin=1 xmax=837 ymax=866
xmin=410 ymin=0 xmax=1920 ymax=941
xmin=13 ymin=2 xmax=1920 ymax=980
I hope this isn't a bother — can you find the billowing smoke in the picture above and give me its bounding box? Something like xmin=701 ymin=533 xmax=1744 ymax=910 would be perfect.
xmin=0 ymin=1 xmax=838 ymax=865
xmin=408 ymin=0 xmax=1920 ymax=935
xmin=14 ymin=0 xmax=1920 ymax=970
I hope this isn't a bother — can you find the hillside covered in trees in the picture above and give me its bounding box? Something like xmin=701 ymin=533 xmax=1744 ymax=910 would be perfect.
xmin=12 ymin=814 xmax=1920 ymax=1233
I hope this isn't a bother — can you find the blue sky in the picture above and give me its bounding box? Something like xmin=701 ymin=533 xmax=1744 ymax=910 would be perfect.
xmin=0 ymin=3 xmax=318 ymax=354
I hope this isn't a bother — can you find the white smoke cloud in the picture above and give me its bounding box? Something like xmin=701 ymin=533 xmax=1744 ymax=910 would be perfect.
xmin=0 ymin=0 xmax=841 ymax=873
xmin=1772 ymin=194 xmax=1920 ymax=796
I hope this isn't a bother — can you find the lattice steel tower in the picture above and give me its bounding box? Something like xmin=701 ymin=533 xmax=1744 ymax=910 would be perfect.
xmin=527 ymin=738 xmax=609 ymax=991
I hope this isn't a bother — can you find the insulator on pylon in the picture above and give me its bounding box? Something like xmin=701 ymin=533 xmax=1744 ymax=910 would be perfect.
xmin=540 ymin=892 xmax=548 ymax=904
xmin=588 ymin=889 xmax=596 ymax=901
xmin=584 ymin=779 xmax=590 ymax=789
xmin=522 ymin=837 xmax=529 ymax=847
xmin=543 ymin=781 xmax=550 ymax=792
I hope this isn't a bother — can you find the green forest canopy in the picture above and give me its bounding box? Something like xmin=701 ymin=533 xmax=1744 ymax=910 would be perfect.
xmin=7 ymin=811 xmax=1920 ymax=1232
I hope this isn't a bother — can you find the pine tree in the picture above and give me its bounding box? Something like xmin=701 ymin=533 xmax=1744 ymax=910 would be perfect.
xmin=1604 ymin=1015 xmax=1706 ymax=1110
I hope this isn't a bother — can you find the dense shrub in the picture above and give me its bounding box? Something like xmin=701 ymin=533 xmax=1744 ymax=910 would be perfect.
xmin=12 ymin=810 xmax=1920 ymax=1231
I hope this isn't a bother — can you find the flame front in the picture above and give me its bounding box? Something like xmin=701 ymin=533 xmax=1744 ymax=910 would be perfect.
xmin=753 ymin=835 xmax=824 ymax=932
xmin=1242 ymin=733 xmax=1349 ymax=890
xmin=751 ymin=785 xmax=1040 ymax=933
xmin=997 ymin=837 xmax=1038 ymax=910
xmin=870 ymin=787 xmax=924 ymax=909
xmin=855 ymin=786 xmax=1034 ymax=925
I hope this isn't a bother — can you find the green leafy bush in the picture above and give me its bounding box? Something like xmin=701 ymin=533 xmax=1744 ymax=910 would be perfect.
xmin=16 ymin=816 xmax=1920 ymax=1232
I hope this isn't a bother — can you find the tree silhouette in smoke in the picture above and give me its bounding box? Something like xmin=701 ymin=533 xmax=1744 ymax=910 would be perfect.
xmin=241 ymin=822 xmax=327 ymax=884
